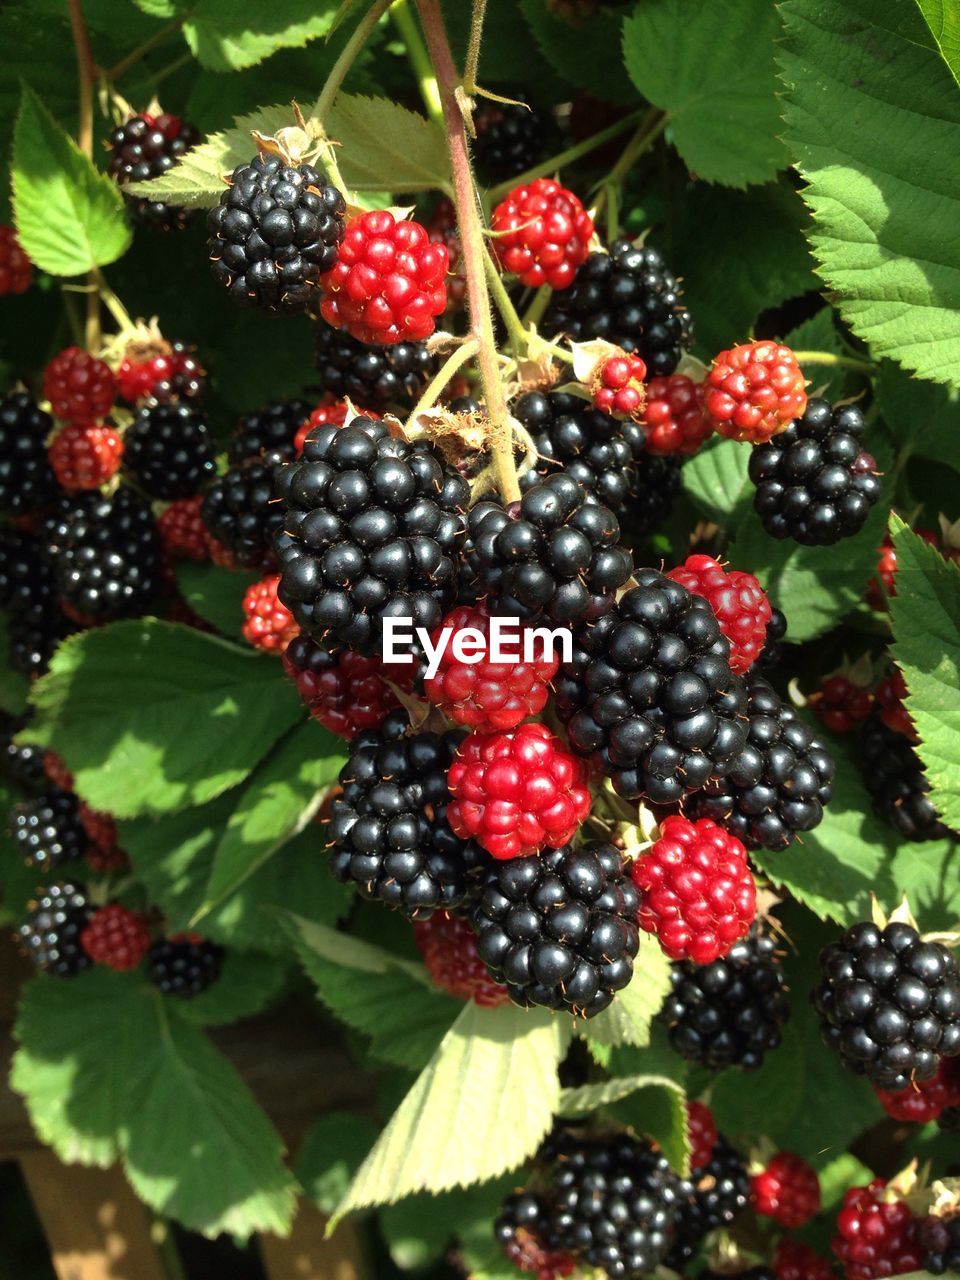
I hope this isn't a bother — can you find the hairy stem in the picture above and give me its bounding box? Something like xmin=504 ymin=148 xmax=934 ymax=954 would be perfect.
xmin=390 ymin=0 xmax=443 ymax=125
xmin=105 ymin=16 xmax=185 ymax=81
xmin=463 ymin=0 xmax=487 ymax=96
xmin=406 ymin=339 xmax=479 ymax=423
xmin=483 ymin=245 xmax=526 ymax=352
xmin=793 ymin=350 xmax=877 ymax=373
xmin=92 ymin=267 xmax=134 ymax=332
xmin=521 ymin=284 xmax=551 ymax=332
xmin=315 ymin=0 xmax=395 ymax=127
xmin=416 ymin=0 xmax=520 ymax=502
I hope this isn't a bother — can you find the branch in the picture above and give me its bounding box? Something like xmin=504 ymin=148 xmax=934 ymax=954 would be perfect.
xmin=315 ymin=0 xmax=395 ymax=127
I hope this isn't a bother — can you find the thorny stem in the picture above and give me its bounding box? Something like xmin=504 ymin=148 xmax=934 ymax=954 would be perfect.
xmin=104 ymin=16 xmax=186 ymax=81
xmin=793 ymin=350 xmax=877 ymax=373
xmin=315 ymin=0 xmax=395 ymax=128
xmin=390 ymin=0 xmax=443 ymax=126
xmin=463 ymin=0 xmax=488 ymax=96
xmin=416 ymin=0 xmax=521 ymax=503
xmin=482 ymin=245 xmax=526 ymax=353
xmin=406 ymin=339 xmax=479 ymax=423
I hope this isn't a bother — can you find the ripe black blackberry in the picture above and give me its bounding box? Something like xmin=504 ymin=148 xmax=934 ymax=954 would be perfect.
xmin=8 ymin=611 xmax=75 ymax=679
xmin=124 ymin=403 xmax=216 ymax=500
xmin=228 ymin=398 xmax=313 ymax=464
xmin=200 ymin=458 xmax=283 ymax=568
xmin=814 ymin=919 xmax=960 ymax=1092
xmin=472 ymin=842 xmax=640 ymax=1018
xmin=0 ymin=392 xmax=57 ymax=518
xmin=327 ymin=708 xmax=486 ymax=918
xmin=682 ymin=674 xmax=835 ymax=851
xmin=11 ymin=787 xmax=87 ymax=870
xmin=554 ymin=568 xmax=747 ymax=805
xmin=860 ymin=710 xmax=950 ymax=842
xmin=0 ymin=528 xmax=59 ymax=623
xmin=147 ymin=935 xmax=225 ymax=997
xmin=0 ymin=711 xmax=46 ymax=791
xmin=542 ymin=239 xmax=693 ymax=376
xmin=150 ymin=343 xmax=206 ymax=404
xmin=18 ymin=881 xmax=93 ymax=977
xmin=41 ymin=488 xmax=163 ymax=621
xmin=473 ymin=93 xmax=551 ymax=184
xmin=207 ymin=152 xmax=345 ymax=313
xmin=620 ymin=453 xmax=683 ymax=541
xmin=748 ymin=399 xmax=881 ymax=546
xmin=667 ymin=1138 xmax=749 ymax=1270
xmin=274 ymin=417 xmax=469 ymax=653
xmin=314 ymin=321 xmax=436 ymax=411
xmin=921 ymin=1216 xmax=960 ymax=1275
xmin=495 ymin=1192 xmax=575 ymax=1278
xmin=660 ymin=928 xmax=790 ymax=1072
xmin=108 ymin=112 xmax=201 ymax=231
xmin=755 ymin=607 xmax=787 ymax=671
xmin=468 ymin=474 xmax=633 ymax=626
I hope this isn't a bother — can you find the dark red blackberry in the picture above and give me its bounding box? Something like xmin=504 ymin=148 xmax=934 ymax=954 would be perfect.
xmin=200 ymin=458 xmax=283 ymax=569
xmin=207 ymin=152 xmax=345 ymax=313
xmin=0 ymin=392 xmax=57 ymax=517
xmin=472 ymin=842 xmax=640 ymax=1018
xmin=18 ymin=881 xmax=93 ymax=977
xmin=748 ymin=399 xmax=881 ymax=546
xmin=314 ymin=320 xmax=437 ymax=411
xmin=327 ymin=708 xmax=486 ymax=918
xmin=682 ymin=674 xmax=835 ymax=851
xmin=41 ymin=488 xmax=163 ymax=620
xmin=0 ymin=711 xmax=46 ymax=791
xmin=543 ymin=239 xmax=693 ymax=377
xmin=473 ymin=93 xmax=551 ymax=184
xmin=228 ymin=398 xmax=313 ymax=464
xmin=123 ymin=403 xmax=216 ymax=499
xmin=274 ymin=417 xmax=469 ymax=653
xmin=554 ymin=568 xmax=747 ymax=805
xmin=108 ymin=112 xmax=200 ymax=231
xmin=860 ymin=709 xmax=950 ymax=841
xmin=468 ymin=475 xmax=633 ymax=625
xmin=495 ymin=1192 xmax=576 ymax=1279
xmin=814 ymin=919 xmax=960 ymax=1092
xmin=921 ymin=1216 xmax=960 ymax=1275
xmin=620 ymin=453 xmax=683 ymax=541
xmin=8 ymin=610 xmax=75 ymax=679
xmin=661 ymin=927 xmax=790 ymax=1071
xmin=11 ymin=786 xmax=87 ymax=869
xmin=147 ymin=934 xmax=224 ymax=997
xmin=668 ymin=1137 xmax=749 ymax=1270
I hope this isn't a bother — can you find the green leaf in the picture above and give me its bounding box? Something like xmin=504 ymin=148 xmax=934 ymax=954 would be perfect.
xmin=25 ymin=620 xmax=304 ymax=817
xmin=889 ymin=519 xmax=960 ymax=830
xmin=13 ymin=85 xmax=131 ymax=276
xmin=296 ymin=1112 xmax=380 ymax=1215
xmin=915 ymin=0 xmax=960 ymax=87
xmin=560 ymin=1074 xmax=689 ymax=1174
xmin=780 ymin=0 xmax=960 ymax=389
xmin=0 ymin=615 xmax=30 ymax=714
xmin=581 ymin=934 xmax=672 ymax=1047
xmin=623 ymin=0 xmax=784 ymax=187
xmin=518 ymin=0 xmax=635 ymax=103
xmin=174 ymin=949 xmax=289 ymax=1028
xmin=326 ymin=95 xmax=450 ymax=193
xmin=877 ymin=363 xmax=960 ymax=475
xmin=682 ymin=436 xmax=751 ymax=528
xmin=184 ymin=0 xmax=338 ymax=71
xmin=174 ymin=562 xmax=260 ymax=639
xmin=380 ymin=1174 xmax=519 ymax=1274
xmin=892 ymin=838 xmax=960 ymax=930
xmin=787 ymin=309 xmax=857 ymax=404
xmin=331 ymin=1001 xmax=570 ymax=1221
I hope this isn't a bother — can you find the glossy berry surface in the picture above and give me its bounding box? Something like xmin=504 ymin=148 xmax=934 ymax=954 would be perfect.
xmin=811 ymin=674 xmax=875 ymax=734
xmin=642 ymin=373 xmax=713 ymax=455
xmin=109 ymin=112 xmax=200 ymax=230
xmin=200 ymin=458 xmax=283 ymax=569
xmin=157 ymin=495 xmax=209 ymax=562
xmin=241 ymin=573 xmax=299 ymax=653
xmin=19 ymin=881 xmax=93 ymax=977
xmin=0 ymin=225 xmax=32 ymax=293
xmin=12 ymin=787 xmax=87 ymax=870
xmin=491 ymin=178 xmax=593 ymax=289
xmin=705 ymin=341 xmax=807 ymax=443
xmin=293 ymin=400 xmax=353 ymax=456
xmin=667 ymin=553 xmax=772 ymax=675
xmin=48 ymin=423 xmax=123 ymax=491
xmin=0 ymin=393 xmax=57 ymax=517
xmin=860 ymin=710 xmax=949 ymax=842
xmin=686 ymin=1100 xmax=718 ymax=1172
xmin=116 ymin=341 xmax=205 ymax=406
xmin=874 ymin=1056 xmax=960 ymax=1123
xmin=920 ymin=1214 xmax=960 ymax=1276
xmin=282 ymin=634 xmax=410 ymax=738
xmin=314 ymin=321 xmax=436 ymax=410
xmin=124 ymin=402 xmax=216 ymax=499
xmin=81 ymin=904 xmax=151 ymax=972
xmin=412 ymin=909 xmax=509 ymax=1007
xmin=495 ymin=1192 xmax=576 ymax=1280
xmin=473 ymin=94 xmax=550 ymax=183
xmin=147 ymin=935 xmax=224 ymax=998
xmin=752 ymin=1152 xmax=821 ymax=1229
xmin=44 ymin=347 xmax=116 ymax=425
xmin=832 ymin=1181 xmax=922 ymax=1280
xmin=668 ymin=1136 xmax=749 ymax=1269
xmin=592 ymin=352 xmax=647 ymax=418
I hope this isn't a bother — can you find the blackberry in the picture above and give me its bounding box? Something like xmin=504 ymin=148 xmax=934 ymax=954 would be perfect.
xmin=682 ymin=674 xmax=835 ymax=851
xmin=274 ymin=417 xmax=469 ymax=653
xmin=668 ymin=1138 xmax=750 ymax=1270
xmin=0 ymin=528 xmax=59 ymax=623
xmin=660 ymin=927 xmax=790 ymax=1071
xmin=813 ymin=919 xmax=960 ymax=1092
xmin=922 ymin=1216 xmax=960 ymax=1276
xmin=147 ymin=935 xmax=224 ymax=997
xmin=200 ymin=458 xmax=283 ymax=569
xmin=207 ymin=152 xmax=345 ymax=313
xmin=0 ymin=711 xmax=46 ymax=791
xmin=748 ymin=399 xmax=881 ymax=546
xmin=228 ymin=398 xmax=313 ymax=464
xmin=554 ymin=568 xmax=747 ymax=805
xmin=151 ymin=342 xmax=206 ymax=404
xmin=472 ymin=842 xmax=640 ymax=1018
xmin=619 ymin=453 xmax=683 ymax=541
xmin=755 ymin=607 xmax=787 ymax=671
xmin=42 ymin=488 xmax=163 ymax=620
xmin=108 ymin=112 xmax=201 ymax=231
xmin=473 ymin=93 xmax=551 ymax=184
xmin=0 ymin=392 xmax=57 ymax=517
xmin=468 ymin=475 xmax=633 ymax=625
xmin=315 ymin=322 xmax=436 ymax=411
xmin=18 ymin=881 xmax=93 ymax=977
xmin=8 ymin=610 xmax=74 ymax=679
xmin=860 ymin=710 xmax=950 ymax=841
xmin=327 ymin=708 xmax=486 ymax=919
xmin=11 ymin=787 xmax=87 ymax=870
xmin=543 ymin=239 xmax=693 ymax=377
xmin=495 ymin=1192 xmax=575 ymax=1279
xmin=124 ymin=403 xmax=217 ymax=499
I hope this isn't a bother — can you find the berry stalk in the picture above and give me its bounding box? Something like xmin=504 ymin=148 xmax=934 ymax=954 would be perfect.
xmin=103 ymin=16 xmax=186 ymax=82
xmin=462 ymin=0 xmax=487 ymax=97
xmin=389 ymin=0 xmax=444 ymax=126
xmin=314 ymin=0 xmax=396 ymax=127
xmin=792 ymin=349 xmax=877 ymax=373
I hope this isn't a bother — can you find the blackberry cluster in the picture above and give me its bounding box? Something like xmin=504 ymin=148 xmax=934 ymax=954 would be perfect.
xmin=683 ymin=674 xmax=835 ymax=851
xmin=661 ymin=928 xmax=790 ymax=1071
xmin=468 ymin=475 xmax=633 ymax=625
xmin=108 ymin=113 xmax=201 ymax=231
xmin=228 ymin=398 xmax=313 ymax=463
xmin=814 ymin=919 xmax=960 ymax=1091
xmin=0 ymin=711 xmax=46 ymax=790
xmin=748 ymin=399 xmax=881 ymax=545
xmin=147 ymin=936 xmax=225 ymax=997
xmin=0 ymin=393 xmax=56 ymax=517
xmin=668 ymin=1138 xmax=750 ymax=1270
xmin=11 ymin=787 xmax=87 ymax=869
xmin=208 ymin=153 xmax=346 ymax=313
xmin=200 ymin=459 xmax=283 ymax=568
xmin=472 ymin=842 xmax=640 ymax=1018
xmin=860 ymin=710 xmax=950 ymax=841
xmin=124 ymin=403 xmax=216 ymax=499
xmin=554 ymin=568 xmax=747 ymax=805
xmin=473 ymin=93 xmax=551 ymax=184
xmin=494 ymin=1193 xmax=575 ymax=1280
xmin=314 ymin=322 xmax=436 ymax=411
xmin=327 ymin=708 xmax=486 ymax=918
xmin=18 ymin=881 xmax=93 ymax=977
xmin=542 ymin=239 xmax=693 ymax=376
xmin=921 ymin=1217 xmax=960 ymax=1276
xmin=620 ymin=454 xmax=683 ymax=541
xmin=274 ymin=417 xmax=469 ymax=653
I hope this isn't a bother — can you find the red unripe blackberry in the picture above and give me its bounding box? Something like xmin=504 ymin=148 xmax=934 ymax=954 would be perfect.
xmin=495 ymin=1192 xmax=576 ymax=1280
xmin=228 ymin=397 xmax=314 ymax=464
xmin=241 ymin=573 xmax=299 ymax=653
xmin=832 ymin=1181 xmax=922 ymax=1280
xmin=0 ymin=225 xmax=32 ymax=294
xmin=667 ymin=554 xmax=771 ymax=675
xmin=870 ymin=529 xmax=938 ymax=607
xmin=875 ymin=668 xmax=915 ymax=741
xmin=875 ymin=1056 xmax=960 ymax=1123
xmin=314 ymin=320 xmax=437 ymax=411
xmin=706 ymin=341 xmax=807 ymax=444
xmin=412 ymin=909 xmax=509 ymax=1007
xmin=810 ymin=674 xmax=875 ymax=734
xmin=19 ymin=881 xmax=93 ymax=977
xmin=447 ymin=722 xmax=592 ymax=860
xmin=117 ymin=341 xmax=206 ymax=406
xmin=0 ymin=392 xmax=58 ymax=516
xmin=643 ymin=374 xmax=713 ymax=456
xmin=157 ymin=495 xmax=209 ymax=562
xmin=147 ymin=934 xmax=224 ymax=998
xmin=752 ymin=1152 xmax=821 ymax=1229
xmin=48 ymin=423 xmax=123 ymax=491
xmin=78 ymin=800 xmax=124 ymax=869
xmin=124 ymin=402 xmax=217 ymax=499
xmin=282 ymin=633 xmax=411 ymax=738
xmin=686 ymin=1100 xmax=718 ymax=1172
xmin=633 ymin=815 xmax=756 ymax=965
xmin=592 ymin=352 xmax=647 ymax=419
xmin=320 ymin=209 xmax=448 ymax=344
xmin=108 ymin=112 xmax=201 ymax=231
xmin=491 ymin=178 xmax=593 ymax=290
xmin=774 ymin=1240 xmax=835 ymax=1280
xmin=426 ymin=197 xmax=465 ymax=309
xmin=423 ymin=602 xmax=559 ymax=731
xmin=44 ymin=347 xmax=116 ymax=424
xmin=81 ymin=904 xmax=151 ymax=972
xmin=43 ymin=750 xmax=74 ymax=791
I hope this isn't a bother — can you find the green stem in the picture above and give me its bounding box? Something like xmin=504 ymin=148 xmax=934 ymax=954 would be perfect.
xmin=406 ymin=339 xmax=479 ymax=421
xmin=390 ymin=0 xmax=443 ymax=124
xmin=463 ymin=0 xmax=487 ymax=96
xmin=315 ymin=0 xmax=395 ymax=127
xmin=105 ymin=15 xmax=185 ymax=80
xmin=793 ymin=350 xmax=877 ymax=373
xmin=128 ymin=49 xmax=193 ymax=92
xmin=521 ymin=284 xmax=551 ymax=332
xmin=486 ymin=109 xmax=644 ymax=203
xmin=591 ymin=109 xmax=667 ymax=221
xmin=483 ymin=245 xmax=526 ymax=353
xmin=93 ymin=268 xmax=134 ymax=332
